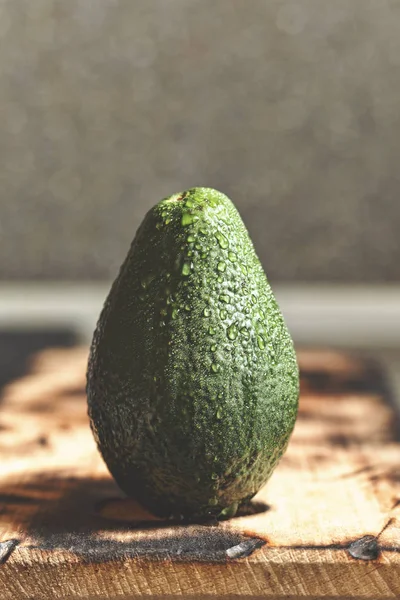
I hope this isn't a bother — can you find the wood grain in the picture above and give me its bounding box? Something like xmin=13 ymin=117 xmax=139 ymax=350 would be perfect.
xmin=0 ymin=346 xmax=399 ymax=599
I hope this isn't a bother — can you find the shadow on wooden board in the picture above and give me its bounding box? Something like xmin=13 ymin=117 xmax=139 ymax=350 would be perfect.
xmin=0 ymin=472 xmax=271 ymax=562
xmin=0 ymin=329 xmax=78 ymax=395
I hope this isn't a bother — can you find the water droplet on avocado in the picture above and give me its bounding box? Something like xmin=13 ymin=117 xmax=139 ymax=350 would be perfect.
xmin=184 ymin=304 xmax=191 ymax=311
xmin=199 ymin=227 xmax=207 ymax=235
xmin=187 ymin=234 xmax=195 ymax=243
xmin=208 ymin=326 xmax=216 ymax=335
xmin=195 ymin=243 xmax=202 ymax=250
xmin=165 ymin=217 xmax=171 ymax=225
xmin=171 ymin=308 xmax=179 ymax=319
xmin=203 ymin=307 xmax=211 ymax=317
xmin=227 ymin=323 xmax=238 ymax=340
xmin=141 ymin=274 xmax=154 ymax=289
xmin=182 ymin=263 xmax=191 ymax=276
xmin=185 ymin=198 xmax=195 ymax=208
xmin=219 ymin=294 xmax=229 ymax=303
xmin=181 ymin=213 xmax=195 ymax=226
xmin=220 ymin=503 xmax=238 ymax=518
xmin=216 ymin=407 xmax=222 ymax=419
xmin=215 ymin=231 xmax=229 ymax=249
xmin=209 ymin=497 xmax=218 ymax=506
xmin=187 ymin=250 xmax=193 ymax=257
xmin=210 ymin=344 xmax=217 ymax=352
xmin=211 ymin=473 xmax=218 ymax=480
xmin=228 ymin=251 xmax=237 ymax=262
xmin=240 ymin=264 xmax=248 ymax=275
xmin=161 ymin=210 xmax=168 ymax=217
xmin=211 ymin=363 xmax=220 ymax=373
xmin=220 ymin=309 xmax=227 ymax=320
xmin=217 ymin=261 xmax=226 ymax=272
xmin=240 ymin=327 xmax=250 ymax=338
xmin=257 ymin=335 xmax=265 ymax=350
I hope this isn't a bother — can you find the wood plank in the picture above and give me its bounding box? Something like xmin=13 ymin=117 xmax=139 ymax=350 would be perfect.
xmin=0 ymin=346 xmax=399 ymax=599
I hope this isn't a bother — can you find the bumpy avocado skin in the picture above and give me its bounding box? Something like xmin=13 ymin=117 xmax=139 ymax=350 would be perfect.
xmin=87 ymin=188 xmax=299 ymax=520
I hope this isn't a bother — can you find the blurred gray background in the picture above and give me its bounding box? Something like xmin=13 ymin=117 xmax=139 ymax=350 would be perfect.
xmin=1 ymin=0 xmax=400 ymax=282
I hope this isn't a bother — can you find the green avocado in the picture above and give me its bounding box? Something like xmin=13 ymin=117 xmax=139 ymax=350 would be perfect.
xmin=87 ymin=187 xmax=299 ymax=520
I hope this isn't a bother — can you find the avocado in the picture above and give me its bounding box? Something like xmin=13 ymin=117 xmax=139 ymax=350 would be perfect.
xmin=87 ymin=188 xmax=299 ymax=520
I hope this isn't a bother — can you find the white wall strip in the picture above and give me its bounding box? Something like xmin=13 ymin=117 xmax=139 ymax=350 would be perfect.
xmin=0 ymin=283 xmax=399 ymax=348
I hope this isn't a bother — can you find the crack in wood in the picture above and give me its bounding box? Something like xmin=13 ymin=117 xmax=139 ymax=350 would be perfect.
xmin=0 ymin=539 xmax=19 ymax=564
xmin=348 ymin=535 xmax=381 ymax=561
xmin=27 ymin=530 xmax=266 ymax=563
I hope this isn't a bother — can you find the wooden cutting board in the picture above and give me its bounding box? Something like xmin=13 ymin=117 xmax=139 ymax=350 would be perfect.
xmin=0 ymin=347 xmax=399 ymax=599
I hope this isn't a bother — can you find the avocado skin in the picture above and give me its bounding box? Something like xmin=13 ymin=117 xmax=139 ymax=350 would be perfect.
xmin=87 ymin=188 xmax=299 ymax=520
